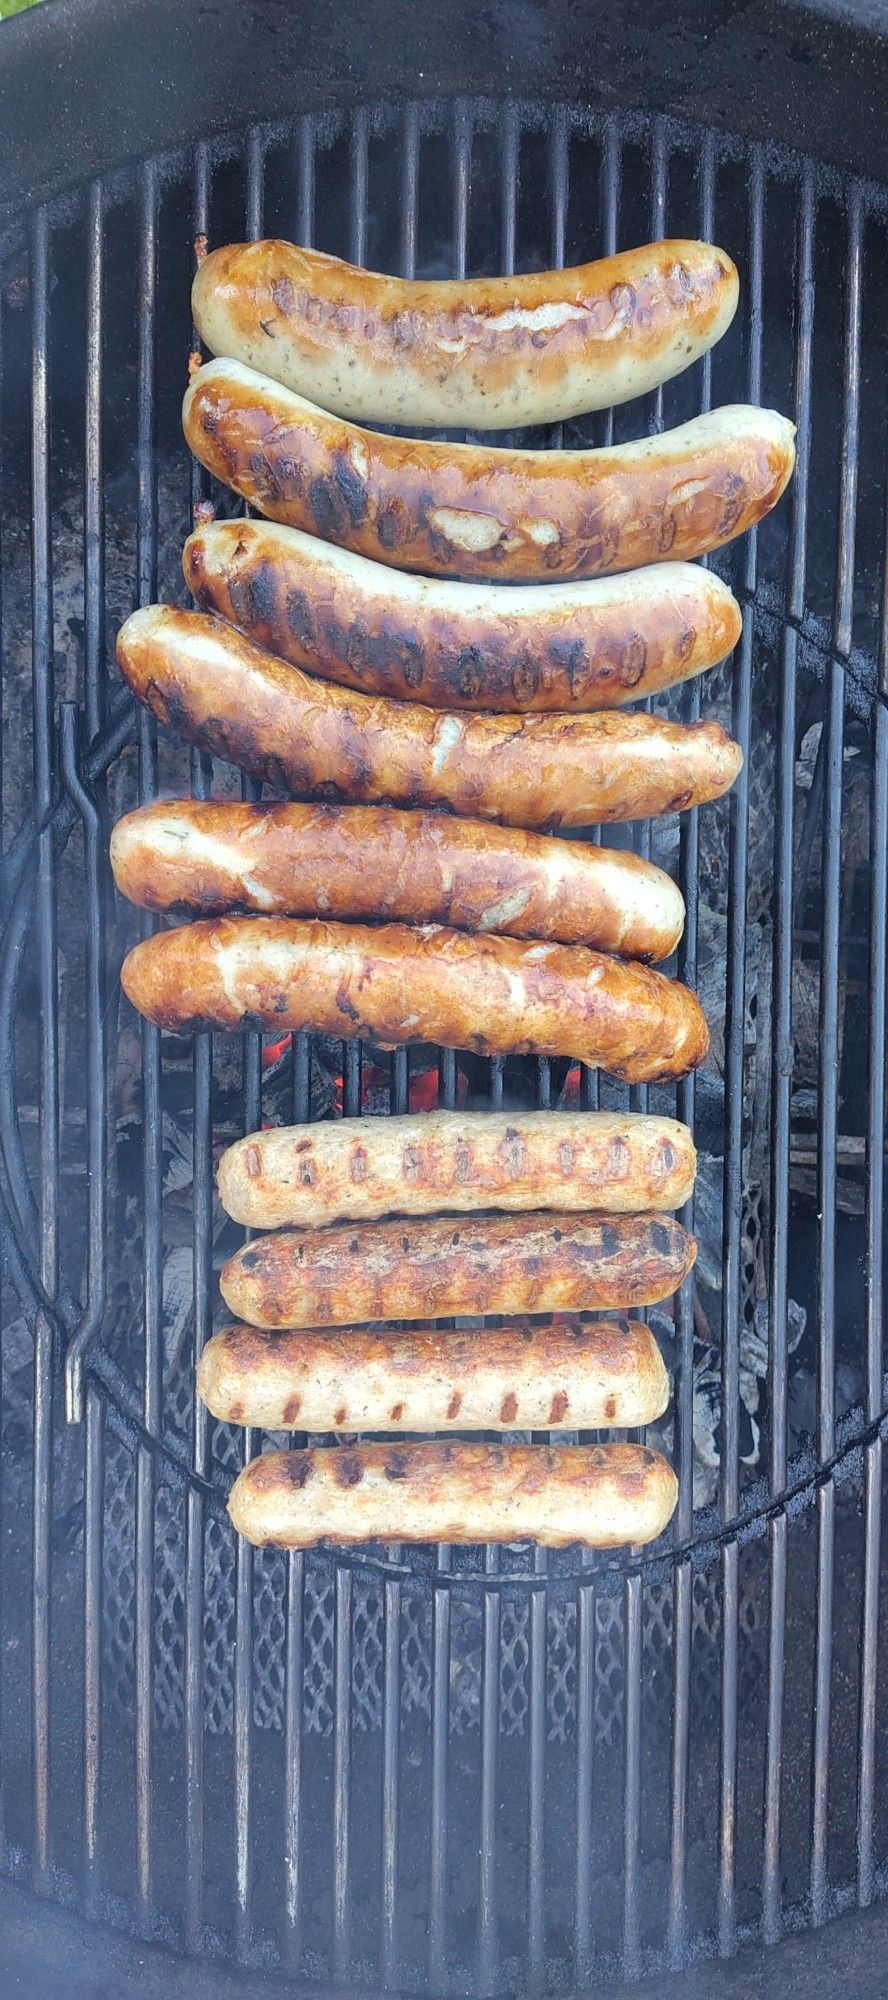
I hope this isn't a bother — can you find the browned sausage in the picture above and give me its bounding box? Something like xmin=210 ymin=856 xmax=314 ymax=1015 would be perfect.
xmin=219 ymin=1211 xmax=697 ymax=1329
xmin=227 ymin=1440 xmax=679 ymax=1549
xmin=191 ymin=237 xmax=738 ymax=429
xmin=216 ymin=1110 xmax=696 ymax=1231
xmin=184 ymin=358 xmax=795 ymax=583
xmin=116 ymin=607 xmax=743 ymax=831
xmin=109 ymin=800 xmax=686 ymax=959
xmin=120 ymin=916 xmax=709 ymax=1083
xmin=197 ymin=1317 xmax=670 ymax=1432
xmin=183 ymin=516 xmax=741 ymax=712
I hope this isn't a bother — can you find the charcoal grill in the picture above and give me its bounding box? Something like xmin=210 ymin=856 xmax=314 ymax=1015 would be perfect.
xmin=1 ymin=2 xmax=888 ymax=1994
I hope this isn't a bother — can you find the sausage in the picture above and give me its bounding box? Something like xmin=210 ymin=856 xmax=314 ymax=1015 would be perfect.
xmin=116 ymin=607 xmax=744 ymax=830
xmin=191 ymin=237 xmax=738 ymax=430
xmin=198 ymin=1317 xmax=670 ymax=1432
xmin=120 ymin=916 xmax=709 ymax=1083
xmin=184 ymin=516 xmax=741 ymax=712
xmin=219 ymin=1211 xmax=697 ymax=1329
xmin=184 ymin=358 xmax=795 ymax=583
xmin=227 ymin=1440 xmax=679 ymax=1549
xmin=109 ymin=800 xmax=686 ymax=960
xmin=217 ymin=1110 xmax=696 ymax=1231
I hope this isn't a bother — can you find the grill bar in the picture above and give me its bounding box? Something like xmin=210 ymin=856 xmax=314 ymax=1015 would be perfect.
xmin=333 ymin=1562 xmax=353 ymax=1981
xmin=858 ymin=672 xmax=887 ymax=1904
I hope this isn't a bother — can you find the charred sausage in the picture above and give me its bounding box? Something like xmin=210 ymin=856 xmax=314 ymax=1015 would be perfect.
xmin=109 ymin=799 xmax=686 ymax=959
xmin=116 ymin=607 xmax=744 ymax=830
xmin=191 ymin=237 xmax=738 ymax=430
xmin=184 ymin=358 xmax=795 ymax=583
xmin=216 ymin=1109 xmax=696 ymax=1230
xmin=184 ymin=515 xmax=741 ymax=712
xmin=198 ymin=1317 xmax=670 ymax=1432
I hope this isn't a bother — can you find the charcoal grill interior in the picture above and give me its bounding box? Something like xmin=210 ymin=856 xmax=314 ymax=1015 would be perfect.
xmin=1 ymin=8 xmax=888 ymax=1995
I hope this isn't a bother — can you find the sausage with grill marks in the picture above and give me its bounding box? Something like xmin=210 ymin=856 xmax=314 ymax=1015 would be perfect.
xmin=184 ymin=357 xmax=794 ymax=583
xmin=191 ymin=237 xmax=738 ymax=430
xmin=109 ymin=799 xmax=686 ymax=959
xmin=183 ymin=516 xmax=742 ymax=712
xmin=120 ymin=916 xmax=710 ymax=1083
xmin=219 ymin=1211 xmax=697 ymax=1330
xmin=116 ymin=607 xmax=743 ymax=830
xmin=227 ymin=1441 xmax=679 ymax=1549
xmin=216 ymin=1110 xmax=696 ymax=1231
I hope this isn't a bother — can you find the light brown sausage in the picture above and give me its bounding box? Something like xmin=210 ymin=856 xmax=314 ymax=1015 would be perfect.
xmin=191 ymin=237 xmax=738 ymax=429
xmin=184 ymin=358 xmax=795 ymax=583
xmin=219 ymin=1211 xmax=697 ymax=1329
xmin=227 ymin=1440 xmax=679 ymax=1549
xmin=199 ymin=1317 xmax=670 ymax=1432
xmin=184 ymin=516 xmax=741 ymax=712
xmin=109 ymin=800 xmax=686 ymax=960
xmin=116 ymin=607 xmax=744 ymax=831
xmin=217 ymin=1110 xmax=696 ymax=1231
xmin=120 ymin=916 xmax=709 ymax=1083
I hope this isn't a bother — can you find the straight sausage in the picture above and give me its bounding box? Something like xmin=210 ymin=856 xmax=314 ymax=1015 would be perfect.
xmin=227 ymin=1440 xmax=679 ymax=1548
xmin=191 ymin=237 xmax=738 ymax=429
xmin=184 ymin=515 xmax=741 ymax=712
xmin=109 ymin=799 xmax=686 ymax=959
xmin=116 ymin=607 xmax=744 ymax=830
xmin=120 ymin=916 xmax=710 ymax=1082
xmin=219 ymin=1211 xmax=697 ymax=1329
xmin=216 ymin=1109 xmax=696 ymax=1230
xmin=199 ymin=1318 xmax=670 ymax=1432
xmin=184 ymin=357 xmax=795 ymax=583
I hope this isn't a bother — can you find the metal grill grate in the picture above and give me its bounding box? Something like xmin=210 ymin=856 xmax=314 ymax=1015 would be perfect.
xmin=0 ymin=94 xmax=887 ymax=1992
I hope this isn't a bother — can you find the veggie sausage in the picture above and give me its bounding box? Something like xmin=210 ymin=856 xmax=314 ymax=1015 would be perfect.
xmin=184 ymin=358 xmax=795 ymax=583
xmin=227 ymin=1440 xmax=679 ymax=1549
xmin=110 ymin=800 xmax=686 ymax=959
xmin=120 ymin=916 xmax=710 ymax=1083
xmin=191 ymin=237 xmax=738 ymax=430
xmin=116 ymin=608 xmax=744 ymax=830
xmin=217 ymin=1110 xmax=696 ymax=1231
xmin=219 ymin=1211 xmax=697 ymax=1329
xmin=198 ymin=1317 xmax=670 ymax=1432
xmin=184 ymin=516 xmax=741 ymax=712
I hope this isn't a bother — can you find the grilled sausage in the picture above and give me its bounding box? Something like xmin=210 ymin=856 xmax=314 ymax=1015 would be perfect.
xmin=219 ymin=1211 xmax=697 ymax=1329
xmin=191 ymin=237 xmax=738 ymax=430
xmin=116 ymin=607 xmax=743 ymax=830
xmin=109 ymin=800 xmax=686 ymax=959
xmin=120 ymin=916 xmax=709 ymax=1082
xmin=184 ymin=358 xmax=795 ymax=583
xmin=217 ymin=1110 xmax=696 ymax=1231
xmin=184 ymin=516 xmax=741 ymax=713
xmin=198 ymin=1317 xmax=670 ymax=1432
xmin=227 ymin=1440 xmax=679 ymax=1549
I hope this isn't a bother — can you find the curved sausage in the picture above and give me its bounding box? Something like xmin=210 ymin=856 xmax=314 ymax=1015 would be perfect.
xmin=110 ymin=800 xmax=686 ymax=960
xmin=184 ymin=516 xmax=741 ymax=712
xmin=120 ymin=916 xmax=710 ymax=1083
xmin=219 ymin=1211 xmax=697 ymax=1329
xmin=184 ymin=358 xmax=795 ymax=583
xmin=116 ymin=607 xmax=744 ymax=830
xmin=227 ymin=1440 xmax=679 ymax=1549
xmin=216 ymin=1109 xmax=696 ymax=1231
xmin=191 ymin=237 xmax=738 ymax=429
xmin=198 ymin=1317 xmax=670 ymax=1432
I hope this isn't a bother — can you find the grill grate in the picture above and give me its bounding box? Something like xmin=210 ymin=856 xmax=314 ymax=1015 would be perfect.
xmin=0 ymin=93 xmax=887 ymax=1992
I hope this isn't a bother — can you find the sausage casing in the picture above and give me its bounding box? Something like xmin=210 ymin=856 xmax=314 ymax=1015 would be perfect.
xmin=116 ymin=607 xmax=743 ymax=830
xmin=228 ymin=1441 xmax=679 ymax=1549
xmin=120 ymin=916 xmax=710 ymax=1083
xmin=198 ymin=1317 xmax=670 ymax=1432
xmin=184 ymin=358 xmax=795 ymax=583
xmin=217 ymin=1110 xmax=696 ymax=1231
xmin=191 ymin=237 xmax=738 ymax=429
xmin=184 ymin=518 xmax=741 ymax=713
xmin=219 ymin=1211 xmax=697 ymax=1329
xmin=109 ymin=800 xmax=685 ymax=959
